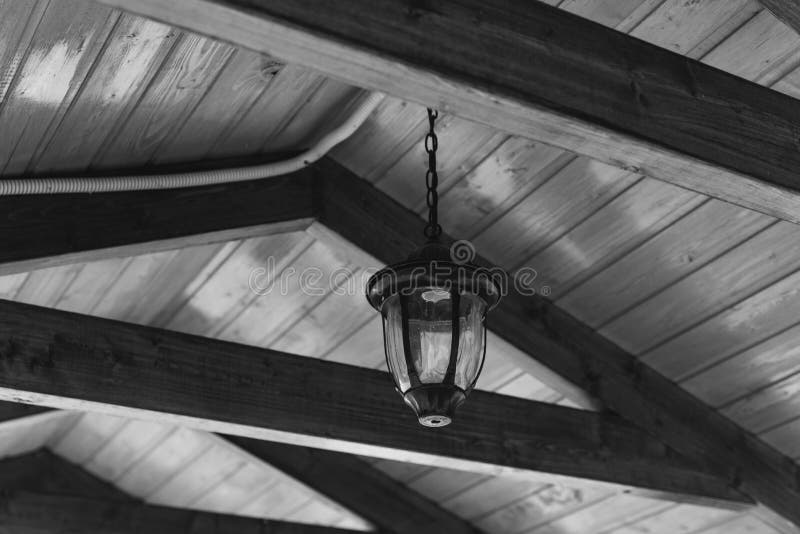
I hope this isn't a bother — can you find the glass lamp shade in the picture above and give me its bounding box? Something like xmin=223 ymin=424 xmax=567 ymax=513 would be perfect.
xmin=366 ymin=242 xmax=501 ymax=427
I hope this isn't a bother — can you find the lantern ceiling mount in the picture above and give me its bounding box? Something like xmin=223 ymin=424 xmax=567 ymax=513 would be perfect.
xmin=366 ymin=108 xmax=502 ymax=428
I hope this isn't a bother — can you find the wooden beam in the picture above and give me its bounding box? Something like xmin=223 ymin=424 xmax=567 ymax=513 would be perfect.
xmin=0 ymin=300 xmax=748 ymax=506
xmin=315 ymin=158 xmax=800 ymax=526
xmin=0 ymin=166 xmax=315 ymax=275
xmin=760 ymin=1 xmax=800 ymax=36
xmin=97 ymin=0 xmax=800 ymax=225
xmin=228 ymin=437 xmax=480 ymax=534
xmin=0 ymin=490 xmax=361 ymax=534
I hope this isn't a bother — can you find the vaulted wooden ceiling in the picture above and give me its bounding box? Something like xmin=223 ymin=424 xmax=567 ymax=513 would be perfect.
xmin=4 ymin=0 xmax=800 ymax=533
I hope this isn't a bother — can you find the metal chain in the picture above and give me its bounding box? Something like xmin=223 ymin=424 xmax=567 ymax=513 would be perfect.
xmin=424 ymin=108 xmax=442 ymax=239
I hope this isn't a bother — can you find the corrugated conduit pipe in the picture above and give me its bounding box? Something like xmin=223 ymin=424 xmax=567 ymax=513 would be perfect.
xmin=0 ymin=91 xmax=385 ymax=195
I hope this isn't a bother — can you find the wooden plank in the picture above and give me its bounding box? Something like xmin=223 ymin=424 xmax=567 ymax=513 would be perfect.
xmin=92 ymin=32 xmax=234 ymax=168
xmin=210 ymin=65 xmax=325 ymax=158
xmin=0 ymin=1 xmax=46 ymax=104
xmin=683 ymin=322 xmax=800 ymax=409
xmin=165 ymin=233 xmax=311 ymax=337
xmin=526 ymin=493 xmax=662 ymax=534
xmin=559 ymin=199 xmax=775 ymax=328
xmin=229 ymin=437 xmax=480 ymax=534
xmin=697 ymin=514 xmax=781 ymax=534
xmin=0 ymin=491 xmax=360 ymax=534
xmin=31 ymin=14 xmax=176 ymax=173
xmin=84 ymin=419 xmax=175 ymax=483
xmin=758 ymin=2 xmax=800 ymax=42
xmin=0 ymin=0 xmax=119 ymax=175
xmin=127 ymin=242 xmax=235 ymax=327
xmin=704 ymin=9 xmax=800 ymax=87
xmin=433 ymin=138 xmax=572 ymax=241
xmin=603 ymin=221 xmax=800 ymax=354
xmin=441 ymin=476 xmax=554 ymax=520
xmin=215 ymin=239 xmax=356 ymax=347
xmin=152 ymin=49 xmax=282 ymax=164
xmin=314 ymin=157 xmax=800 ymax=525
xmin=644 ymin=268 xmax=800 ymax=381
xmin=405 ymin=468 xmax=488 ymax=504
xmin=266 ymin=79 xmax=360 ymax=153
xmin=721 ymin=373 xmax=800 ymax=435
xmin=52 ymin=412 xmax=130 ymax=465
xmin=331 ymin=97 xmax=429 ymax=183
xmin=0 ymin=300 xmax=748 ymax=504
xmin=0 ymin=168 xmax=315 ymax=275
xmin=609 ymin=503 xmax=736 ymax=534
xmin=112 ymin=426 xmax=212 ymax=498
xmin=630 ymin=0 xmax=760 ymax=59
xmin=98 ymin=0 xmax=800 ymax=226
xmin=376 ymin=115 xmax=505 ymax=211
xmin=473 ymin=157 xmax=639 ymax=269
xmin=520 ymin=177 xmax=704 ymax=299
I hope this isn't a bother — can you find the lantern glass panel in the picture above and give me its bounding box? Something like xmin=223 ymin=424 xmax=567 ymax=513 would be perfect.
xmin=382 ymin=287 xmax=487 ymax=393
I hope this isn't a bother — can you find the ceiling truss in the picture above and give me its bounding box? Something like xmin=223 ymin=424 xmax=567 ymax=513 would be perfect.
xmin=0 ymin=158 xmax=797 ymax=523
xmin=0 ymin=0 xmax=799 ymax=527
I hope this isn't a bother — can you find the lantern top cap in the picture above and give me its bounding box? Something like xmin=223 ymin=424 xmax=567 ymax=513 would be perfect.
xmin=366 ymin=240 xmax=502 ymax=312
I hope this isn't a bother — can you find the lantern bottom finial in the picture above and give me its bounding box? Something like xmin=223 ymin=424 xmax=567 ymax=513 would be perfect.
xmin=403 ymin=384 xmax=467 ymax=428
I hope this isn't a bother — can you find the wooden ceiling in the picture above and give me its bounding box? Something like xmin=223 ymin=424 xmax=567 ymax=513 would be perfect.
xmin=3 ymin=0 xmax=800 ymax=533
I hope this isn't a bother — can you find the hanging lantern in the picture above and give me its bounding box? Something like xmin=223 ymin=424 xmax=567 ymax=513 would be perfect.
xmin=366 ymin=109 xmax=501 ymax=427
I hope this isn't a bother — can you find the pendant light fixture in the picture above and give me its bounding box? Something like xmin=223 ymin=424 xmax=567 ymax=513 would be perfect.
xmin=366 ymin=109 xmax=501 ymax=428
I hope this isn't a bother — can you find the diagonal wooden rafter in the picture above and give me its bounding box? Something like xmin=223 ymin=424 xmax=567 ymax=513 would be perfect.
xmin=0 ymin=298 xmax=750 ymax=506
xmin=228 ymin=437 xmax=481 ymax=534
xmin=1 ymin=158 xmax=800 ymax=522
xmin=96 ymin=0 xmax=800 ymax=227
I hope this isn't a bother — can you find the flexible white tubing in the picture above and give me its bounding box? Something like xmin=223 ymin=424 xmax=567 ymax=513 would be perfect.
xmin=0 ymin=91 xmax=385 ymax=195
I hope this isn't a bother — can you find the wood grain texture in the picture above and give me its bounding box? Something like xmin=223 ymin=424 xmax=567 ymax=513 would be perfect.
xmin=0 ymin=168 xmax=315 ymax=275
xmin=229 ymin=437 xmax=479 ymax=534
xmin=92 ymin=32 xmax=234 ymax=168
xmin=314 ymin=157 xmax=800 ymax=525
xmin=0 ymin=1 xmax=45 ymax=105
xmin=603 ymin=221 xmax=800 ymax=354
xmin=520 ymin=177 xmax=704 ymax=299
xmin=473 ymin=157 xmax=639 ymax=269
xmin=0 ymin=491 xmax=360 ymax=534
xmin=31 ymin=14 xmax=177 ymax=172
xmin=210 ymin=65 xmax=326 ymax=158
xmin=0 ymin=299 xmax=748 ymax=504
xmin=758 ymin=1 xmax=800 ymax=42
xmin=560 ymin=200 xmax=775 ymax=328
xmin=644 ymin=268 xmax=800 ymax=381
xmin=152 ymin=49 xmax=282 ymax=164
xmin=99 ymin=0 xmax=800 ymax=225
xmin=0 ymin=0 xmax=119 ymax=175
